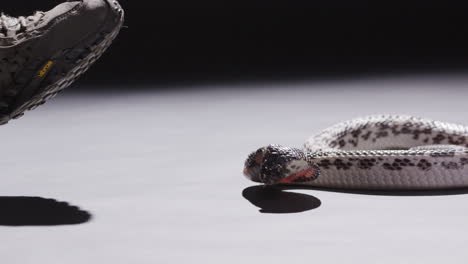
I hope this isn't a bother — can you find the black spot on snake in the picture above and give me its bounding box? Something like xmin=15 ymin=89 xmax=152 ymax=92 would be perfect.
xmin=432 ymin=134 xmax=446 ymax=144
xmin=417 ymin=159 xmax=432 ymax=171
xmin=339 ymin=140 xmax=346 ymax=148
xmin=441 ymin=162 xmax=460 ymax=170
xmin=361 ymin=131 xmax=372 ymax=141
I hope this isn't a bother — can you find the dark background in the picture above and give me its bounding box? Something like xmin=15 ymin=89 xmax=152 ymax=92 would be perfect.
xmin=3 ymin=1 xmax=468 ymax=87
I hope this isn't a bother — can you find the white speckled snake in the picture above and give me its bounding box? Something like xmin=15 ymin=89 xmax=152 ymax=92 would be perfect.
xmin=243 ymin=115 xmax=468 ymax=190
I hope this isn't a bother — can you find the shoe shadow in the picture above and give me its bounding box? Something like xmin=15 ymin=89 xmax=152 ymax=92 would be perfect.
xmin=0 ymin=197 xmax=91 ymax=226
xmin=242 ymin=185 xmax=321 ymax=214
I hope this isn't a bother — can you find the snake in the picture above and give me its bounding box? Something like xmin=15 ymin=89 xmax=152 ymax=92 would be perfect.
xmin=243 ymin=115 xmax=468 ymax=190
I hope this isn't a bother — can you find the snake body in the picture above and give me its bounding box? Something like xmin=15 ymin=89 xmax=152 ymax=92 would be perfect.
xmin=243 ymin=115 xmax=468 ymax=190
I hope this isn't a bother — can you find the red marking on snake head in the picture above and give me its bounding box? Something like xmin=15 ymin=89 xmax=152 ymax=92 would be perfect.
xmin=279 ymin=168 xmax=318 ymax=184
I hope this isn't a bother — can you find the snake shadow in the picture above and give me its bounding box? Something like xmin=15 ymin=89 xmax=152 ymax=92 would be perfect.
xmin=243 ymin=184 xmax=468 ymax=214
xmin=277 ymin=185 xmax=468 ymax=196
xmin=0 ymin=197 xmax=91 ymax=226
xmin=242 ymin=185 xmax=321 ymax=214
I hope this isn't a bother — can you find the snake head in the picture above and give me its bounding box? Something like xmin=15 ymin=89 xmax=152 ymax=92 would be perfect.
xmin=243 ymin=144 xmax=320 ymax=185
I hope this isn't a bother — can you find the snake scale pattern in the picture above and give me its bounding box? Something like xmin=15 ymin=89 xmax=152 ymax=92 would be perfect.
xmin=243 ymin=115 xmax=468 ymax=190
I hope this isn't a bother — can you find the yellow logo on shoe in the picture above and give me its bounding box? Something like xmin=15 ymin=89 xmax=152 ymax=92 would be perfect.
xmin=37 ymin=60 xmax=54 ymax=78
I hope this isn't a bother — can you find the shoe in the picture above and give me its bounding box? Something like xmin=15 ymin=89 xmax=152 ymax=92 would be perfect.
xmin=0 ymin=0 xmax=124 ymax=124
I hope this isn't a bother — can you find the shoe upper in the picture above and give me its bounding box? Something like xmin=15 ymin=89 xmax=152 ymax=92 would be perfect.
xmin=0 ymin=0 xmax=122 ymax=115
xmin=0 ymin=12 xmax=45 ymax=42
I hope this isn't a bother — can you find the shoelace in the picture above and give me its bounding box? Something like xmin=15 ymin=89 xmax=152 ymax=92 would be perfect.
xmin=0 ymin=11 xmax=44 ymax=38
